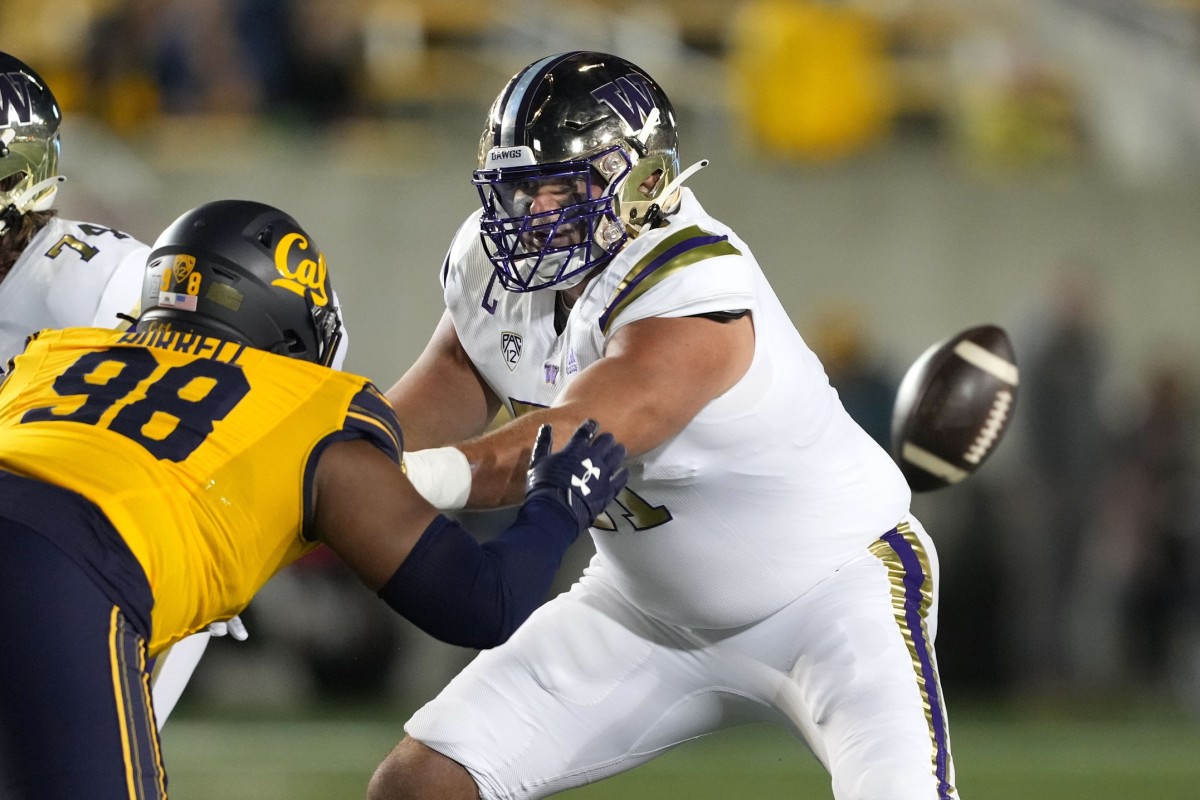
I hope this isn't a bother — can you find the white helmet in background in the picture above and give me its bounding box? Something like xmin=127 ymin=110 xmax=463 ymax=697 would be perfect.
xmin=0 ymin=52 xmax=64 ymax=236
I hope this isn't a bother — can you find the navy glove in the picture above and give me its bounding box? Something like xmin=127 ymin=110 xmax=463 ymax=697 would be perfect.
xmin=525 ymin=419 xmax=628 ymax=531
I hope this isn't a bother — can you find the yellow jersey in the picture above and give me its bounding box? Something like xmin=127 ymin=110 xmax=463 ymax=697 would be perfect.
xmin=0 ymin=327 xmax=402 ymax=655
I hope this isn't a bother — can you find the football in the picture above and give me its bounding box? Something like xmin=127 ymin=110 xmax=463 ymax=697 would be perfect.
xmin=890 ymin=324 xmax=1018 ymax=492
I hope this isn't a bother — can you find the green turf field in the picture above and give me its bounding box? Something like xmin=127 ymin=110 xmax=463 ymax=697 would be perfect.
xmin=159 ymin=700 xmax=1200 ymax=799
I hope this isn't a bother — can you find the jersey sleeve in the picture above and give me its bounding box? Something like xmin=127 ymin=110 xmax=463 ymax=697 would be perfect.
xmin=301 ymin=382 xmax=404 ymax=542
xmin=439 ymin=211 xmax=483 ymax=291
xmin=340 ymin=383 xmax=404 ymax=464
xmin=597 ymin=224 xmax=757 ymax=337
xmin=90 ymin=242 xmax=151 ymax=330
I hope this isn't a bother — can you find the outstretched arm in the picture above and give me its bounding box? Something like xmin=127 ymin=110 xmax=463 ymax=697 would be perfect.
xmin=312 ymin=421 xmax=627 ymax=649
xmin=453 ymin=313 xmax=755 ymax=508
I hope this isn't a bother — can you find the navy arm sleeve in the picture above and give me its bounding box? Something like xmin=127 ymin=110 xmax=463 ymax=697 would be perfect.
xmin=376 ymin=496 xmax=578 ymax=649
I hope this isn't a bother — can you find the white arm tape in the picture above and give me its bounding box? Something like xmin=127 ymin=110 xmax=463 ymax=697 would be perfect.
xmin=402 ymin=446 xmax=472 ymax=510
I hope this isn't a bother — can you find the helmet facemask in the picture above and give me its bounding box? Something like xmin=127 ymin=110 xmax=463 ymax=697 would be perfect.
xmin=310 ymin=300 xmax=343 ymax=367
xmin=473 ymin=145 xmax=635 ymax=292
xmin=472 ymin=51 xmax=687 ymax=293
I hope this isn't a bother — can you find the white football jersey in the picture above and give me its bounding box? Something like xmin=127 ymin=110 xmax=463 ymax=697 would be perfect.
xmin=443 ymin=189 xmax=912 ymax=628
xmin=0 ymin=216 xmax=149 ymax=365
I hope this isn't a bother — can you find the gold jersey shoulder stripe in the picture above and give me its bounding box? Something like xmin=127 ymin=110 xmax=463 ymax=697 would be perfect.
xmin=599 ymin=225 xmax=740 ymax=334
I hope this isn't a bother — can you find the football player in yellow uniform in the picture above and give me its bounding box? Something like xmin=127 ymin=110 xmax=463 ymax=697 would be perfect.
xmin=0 ymin=199 xmax=627 ymax=799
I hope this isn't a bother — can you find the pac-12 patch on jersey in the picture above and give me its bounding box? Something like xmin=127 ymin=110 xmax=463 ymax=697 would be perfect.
xmin=501 ymin=331 xmax=522 ymax=370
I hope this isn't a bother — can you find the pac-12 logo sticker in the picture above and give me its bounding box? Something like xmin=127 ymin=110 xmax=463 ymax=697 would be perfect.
xmin=172 ymin=254 xmax=196 ymax=285
xmin=501 ymin=331 xmax=522 ymax=370
xmin=158 ymin=254 xmax=200 ymax=311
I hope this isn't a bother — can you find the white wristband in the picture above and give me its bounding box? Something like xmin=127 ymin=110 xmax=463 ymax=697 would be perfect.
xmin=402 ymin=446 xmax=472 ymax=510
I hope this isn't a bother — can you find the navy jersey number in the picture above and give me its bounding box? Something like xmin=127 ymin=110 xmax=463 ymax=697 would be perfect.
xmin=22 ymin=348 xmax=250 ymax=461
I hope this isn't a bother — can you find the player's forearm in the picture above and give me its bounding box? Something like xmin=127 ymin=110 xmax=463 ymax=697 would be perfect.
xmin=388 ymin=378 xmax=495 ymax=451
xmin=458 ymin=409 xmax=586 ymax=508
xmin=378 ymin=420 xmax=626 ymax=646
xmin=376 ymin=501 xmax=578 ymax=648
xmin=402 ymin=412 xmax=574 ymax=510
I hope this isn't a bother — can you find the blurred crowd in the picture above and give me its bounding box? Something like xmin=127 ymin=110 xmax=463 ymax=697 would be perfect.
xmin=7 ymin=0 xmax=367 ymax=132
xmin=5 ymin=0 xmax=1199 ymax=715
xmin=931 ymin=262 xmax=1200 ymax=712
xmin=7 ymin=0 xmax=1099 ymax=167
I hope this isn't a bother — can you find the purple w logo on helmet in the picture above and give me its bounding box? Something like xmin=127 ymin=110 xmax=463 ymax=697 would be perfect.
xmin=590 ymin=74 xmax=657 ymax=132
xmin=0 ymin=72 xmax=33 ymax=124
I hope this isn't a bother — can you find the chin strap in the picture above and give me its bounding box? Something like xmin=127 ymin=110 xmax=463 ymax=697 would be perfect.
xmin=631 ymin=158 xmax=710 ymax=236
xmin=14 ymin=174 xmax=65 ymax=211
xmin=0 ymin=174 xmax=66 ymax=235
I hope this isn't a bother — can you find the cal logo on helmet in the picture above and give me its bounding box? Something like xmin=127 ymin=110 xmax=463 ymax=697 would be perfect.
xmin=272 ymin=232 xmax=330 ymax=308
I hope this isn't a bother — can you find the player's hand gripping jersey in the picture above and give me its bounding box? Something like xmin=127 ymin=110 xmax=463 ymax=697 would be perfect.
xmin=0 ymin=326 xmax=400 ymax=655
xmin=442 ymin=188 xmax=912 ymax=628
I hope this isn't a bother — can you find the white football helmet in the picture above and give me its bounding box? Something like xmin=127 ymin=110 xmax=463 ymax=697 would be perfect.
xmin=1 ymin=52 xmax=63 ymax=236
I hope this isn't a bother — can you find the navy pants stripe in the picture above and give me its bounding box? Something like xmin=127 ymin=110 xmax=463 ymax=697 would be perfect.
xmin=0 ymin=518 xmax=166 ymax=799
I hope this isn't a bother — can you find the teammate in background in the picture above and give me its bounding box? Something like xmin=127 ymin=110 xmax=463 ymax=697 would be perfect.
xmin=0 ymin=199 xmax=627 ymax=798
xmin=372 ymin=52 xmax=959 ymax=800
xmin=0 ymin=50 xmax=347 ymax=727
xmin=0 ymin=50 xmax=147 ymax=366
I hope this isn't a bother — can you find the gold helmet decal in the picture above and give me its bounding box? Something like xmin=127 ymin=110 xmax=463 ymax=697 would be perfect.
xmin=171 ymin=254 xmax=197 ymax=286
xmin=157 ymin=253 xmax=201 ymax=311
xmin=272 ymin=232 xmax=329 ymax=307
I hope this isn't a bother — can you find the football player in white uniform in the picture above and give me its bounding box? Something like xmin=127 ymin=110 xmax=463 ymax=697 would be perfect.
xmin=1 ymin=50 xmax=330 ymax=729
xmin=373 ymin=52 xmax=959 ymax=800
xmin=0 ymin=54 xmax=148 ymax=366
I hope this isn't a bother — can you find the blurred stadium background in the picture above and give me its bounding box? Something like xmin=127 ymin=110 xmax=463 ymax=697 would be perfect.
xmin=6 ymin=0 xmax=1200 ymax=796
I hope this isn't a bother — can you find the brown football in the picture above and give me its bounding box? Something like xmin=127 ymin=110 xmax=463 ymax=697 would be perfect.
xmin=891 ymin=325 xmax=1018 ymax=492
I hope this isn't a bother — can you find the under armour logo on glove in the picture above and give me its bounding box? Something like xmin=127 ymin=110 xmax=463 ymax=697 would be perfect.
xmin=572 ymin=458 xmax=602 ymax=496
xmin=525 ymin=419 xmax=629 ymax=531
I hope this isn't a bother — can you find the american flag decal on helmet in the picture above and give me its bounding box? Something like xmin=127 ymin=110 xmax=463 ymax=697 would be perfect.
xmin=501 ymin=331 xmax=522 ymax=370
